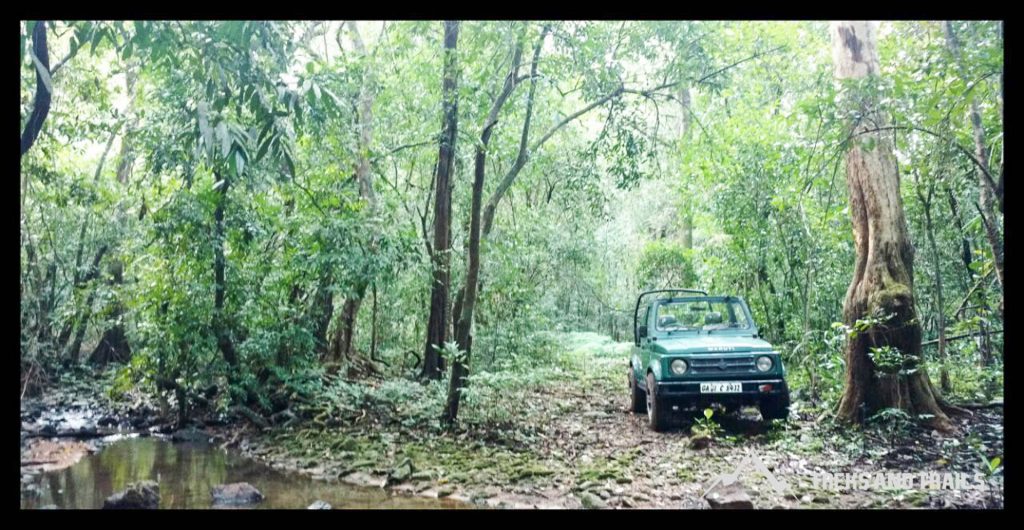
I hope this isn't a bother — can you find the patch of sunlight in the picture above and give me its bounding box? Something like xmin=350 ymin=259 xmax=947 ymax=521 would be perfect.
xmin=553 ymin=331 xmax=632 ymax=359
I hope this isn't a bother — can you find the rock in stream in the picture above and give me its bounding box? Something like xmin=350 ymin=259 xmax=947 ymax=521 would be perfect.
xmin=103 ymin=481 xmax=160 ymax=509
xmin=211 ymin=482 xmax=265 ymax=506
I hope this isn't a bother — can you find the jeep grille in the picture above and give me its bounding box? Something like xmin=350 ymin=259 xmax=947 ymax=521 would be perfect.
xmin=688 ymin=355 xmax=757 ymax=375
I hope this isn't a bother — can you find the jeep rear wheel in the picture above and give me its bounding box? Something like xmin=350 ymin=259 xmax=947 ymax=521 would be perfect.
xmin=646 ymin=373 xmax=669 ymax=432
xmin=629 ymin=368 xmax=646 ymax=413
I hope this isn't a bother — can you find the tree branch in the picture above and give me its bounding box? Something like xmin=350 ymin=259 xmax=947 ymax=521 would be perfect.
xmin=21 ymin=21 xmax=52 ymax=157
xmin=852 ymin=125 xmax=998 ymax=193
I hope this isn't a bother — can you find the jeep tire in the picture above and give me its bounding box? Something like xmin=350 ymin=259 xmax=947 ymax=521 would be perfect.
xmin=629 ymin=367 xmax=646 ymax=413
xmin=646 ymin=373 xmax=669 ymax=432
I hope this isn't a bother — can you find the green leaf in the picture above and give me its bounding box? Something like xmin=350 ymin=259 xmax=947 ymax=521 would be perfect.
xmin=989 ymin=457 xmax=1001 ymax=471
xmin=218 ymin=121 xmax=231 ymax=158
xmin=255 ymin=133 xmax=274 ymax=162
xmin=198 ymin=102 xmax=213 ymax=154
xmin=234 ymin=149 xmax=246 ymax=178
xmin=91 ymin=26 xmax=105 ymax=54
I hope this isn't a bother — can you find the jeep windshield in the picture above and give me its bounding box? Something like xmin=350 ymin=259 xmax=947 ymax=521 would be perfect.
xmin=654 ymin=297 xmax=751 ymax=334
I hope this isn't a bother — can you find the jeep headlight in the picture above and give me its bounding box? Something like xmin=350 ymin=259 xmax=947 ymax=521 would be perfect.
xmin=670 ymin=359 xmax=688 ymax=375
xmin=756 ymin=355 xmax=773 ymax=372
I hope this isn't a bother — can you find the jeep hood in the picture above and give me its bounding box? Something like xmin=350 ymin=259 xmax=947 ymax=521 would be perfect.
xmin=652 ymin=335 xmax=773 ymax=354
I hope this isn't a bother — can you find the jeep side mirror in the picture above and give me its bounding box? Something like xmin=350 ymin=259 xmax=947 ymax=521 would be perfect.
xmin=638 ymin=326 xmax=648 ymax=339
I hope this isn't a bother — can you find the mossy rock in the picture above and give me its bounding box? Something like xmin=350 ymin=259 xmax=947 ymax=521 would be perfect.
xmin=578 ymin=491 xmax=608 ymax=509
xmin=512 ymin=464 xmax=555 ymax=481
xmin=409 ymin=470 xmax=434 ymax=481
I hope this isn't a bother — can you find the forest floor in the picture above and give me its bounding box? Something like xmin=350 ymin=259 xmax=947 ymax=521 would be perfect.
xmin=21 ymin=332 xmax=1004 ymax=509
xmin=231 ymin=332 xmax=1005 ymax=509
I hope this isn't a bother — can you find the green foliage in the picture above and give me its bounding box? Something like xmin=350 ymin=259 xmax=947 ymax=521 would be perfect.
xmin=691 ymin=407 xmax=723 ymax=438
xmin=636 ymin=240 xmax=697 ymax=290
xmin=867 ymin=407 xmax=915 ymax=447
xmin=19 ymin=21 xmax=1003 ymax=428
xmin=868 ymin=345 xmax=920 ymax=376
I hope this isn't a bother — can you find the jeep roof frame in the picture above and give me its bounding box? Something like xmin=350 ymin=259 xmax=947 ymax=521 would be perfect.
xmin=634 ymin=288 xmax=708 ymax=344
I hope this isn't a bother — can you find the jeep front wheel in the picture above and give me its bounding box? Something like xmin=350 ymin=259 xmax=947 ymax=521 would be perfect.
xmin=629 ymin=367 xmax=646 ymax=413
xmin=759 ymin=392 xmax=790 ymax=421
xmin=646 ymin=373 xmax=669 ymax=432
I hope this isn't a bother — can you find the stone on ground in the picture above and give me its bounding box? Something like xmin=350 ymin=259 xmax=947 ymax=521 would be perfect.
xmin=705 ymin=483 xmax=754 ymax=509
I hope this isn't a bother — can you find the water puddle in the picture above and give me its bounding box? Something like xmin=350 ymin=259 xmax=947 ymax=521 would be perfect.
xmin=21 ymin=437 xmax=468 ymax=509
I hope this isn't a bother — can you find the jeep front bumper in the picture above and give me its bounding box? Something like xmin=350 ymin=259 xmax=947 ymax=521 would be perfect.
xmin=654 ymin=379 xmax=788 ymax=406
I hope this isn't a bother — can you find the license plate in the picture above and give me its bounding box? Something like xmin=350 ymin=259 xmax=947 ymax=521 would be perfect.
xmin=700 ymin=382 xmax=743 ymax=393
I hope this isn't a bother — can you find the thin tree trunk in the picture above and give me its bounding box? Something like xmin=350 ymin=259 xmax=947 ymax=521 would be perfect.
xmin=945 ymin=185 xmax=974 ymax=290
xmin=213 ymin=175 xmax=238 ymax=367
xmin=422 ymin=20 xmax=460 ymax=380
xmin=56 ymin=127 xmax=120 ymax=357
xmin=915 ymin=175 xmax=950 ymax=392
xmin=91 ymin=63 xmax=138 ymax=365
xmin=310 ymin=268 xmax=334 ymax=357
xmin=65 ymin=245 xmax=108 ymax=361
xmin=830 ymin=21 xmax=953 ymax=432
xmin=679 ymin=86 xmax=695 ymax=251
xmin=444 ymin=36 xmax=526 ymax=424
xmin=370 ymin=283 xmax=379 ymax=360
xmin=328 ymin=21 xmax=378 ymax=370
xmin=89 ymin=262 xmax=131 ymax=365
xmin=115 ymin=65 xmax=139 ymax=185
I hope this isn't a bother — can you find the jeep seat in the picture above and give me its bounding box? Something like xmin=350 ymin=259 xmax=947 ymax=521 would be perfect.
xmin=658 ymin=315 xmax=678 ymax=328
xmin=704 ymin=311 xmax=723 ymax=325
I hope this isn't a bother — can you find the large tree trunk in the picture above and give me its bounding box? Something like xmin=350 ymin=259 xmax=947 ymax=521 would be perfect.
xmin=422 ymin=20 xmax=460 ymax=380
xmin=943 ymin=21 xmax=1003 ymax=314
xmin=830 ymin=21 xmax=954 ymax=432
xmin=330 ymin=289 xmax=364 ymax=363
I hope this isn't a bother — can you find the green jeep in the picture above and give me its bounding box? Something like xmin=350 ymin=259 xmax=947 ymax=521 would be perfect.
xmin=627 ymin=289 xmax=790 ymax=431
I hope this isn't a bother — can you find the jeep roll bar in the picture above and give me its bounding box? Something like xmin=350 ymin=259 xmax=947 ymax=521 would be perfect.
xmin=633 ymin=288 xmax=708 ymax=344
